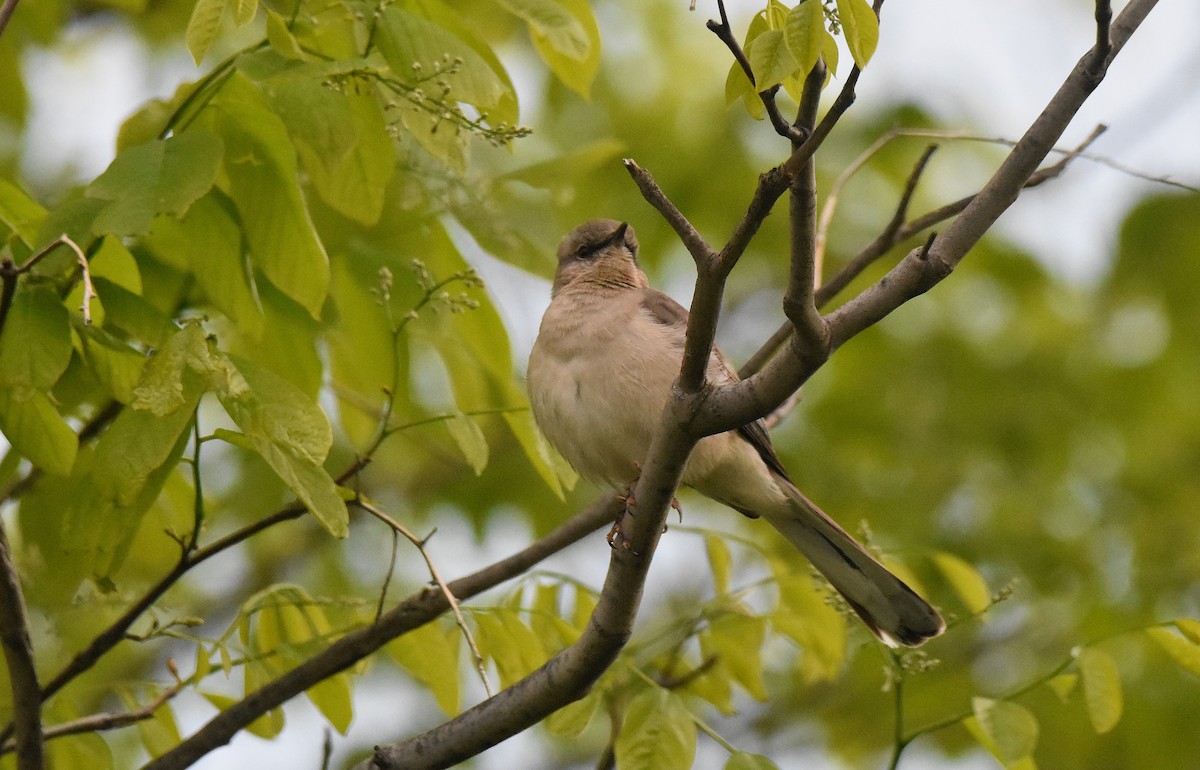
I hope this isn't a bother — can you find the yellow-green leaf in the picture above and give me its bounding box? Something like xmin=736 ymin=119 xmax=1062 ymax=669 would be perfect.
xmin=1175 ymin=618 xmax=1200 ymax=645
xmin=701 ymin=613 xmax=768 ymax=700
xmin=388 ymin=621 xmax=461 ymax=716
xmin=746 ymin=29 xmax=796 ymax=92
xmin=1147 ymin=626 xmax=1200 ymax=678
xmin=615 ymin=688 xmax=697 ymax=770
xmin=771 ymin=568 xmax=846 ymax=681
xmin=0 ymin=178 xmax=48 ymax=247
xmin=1077 ymin=647 xmax=1122 ymax=734
xmin=932 ymin=551 xmax=992 ymax=614
xmin=705 ymin=533 xmax=733 ymax=595
xmin=970 ymin=697 xmax=1039 ymax=765
xmin=186 ymin=0 xmax=227 ymax=65
xmin=1047 ymin=673 xmax=1078 ymax=702
xmin=836 ymin=0 xmax=879 ymax=68
xmin=726 ymin=752 xmax=781 ymax=770
xmin=232 ymin=0 xmax=257 ymax=26
xmin=546 ymin=686 xmax=600 ymax=736
xmin=307 ymin=672 xmax=353 ymax=734
xmin=784 ymin=0 xmax=824 ymax=79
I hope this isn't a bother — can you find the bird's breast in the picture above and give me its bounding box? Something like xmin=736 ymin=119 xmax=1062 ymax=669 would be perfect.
xmin=528 ymin=290 xmax=677 ymax=486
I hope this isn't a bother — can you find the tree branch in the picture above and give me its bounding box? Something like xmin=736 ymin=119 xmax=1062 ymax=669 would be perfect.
xmin=688 ymin=0 xmax=1159 ymax=443
xmin=782 ymin=61 xmax=830 ymax=358
xmin=0 ymin=523 xmax=42 ymax=770
xmin=141 ymin=497 xmax=619 ymax=770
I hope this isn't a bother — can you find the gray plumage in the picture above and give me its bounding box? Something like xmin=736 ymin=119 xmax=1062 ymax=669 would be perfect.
xmin=527 ymin=219 xmax=944 ymax=647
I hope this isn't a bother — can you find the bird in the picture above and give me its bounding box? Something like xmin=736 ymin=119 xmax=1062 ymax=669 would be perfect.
xmin=526 ymin=219 xmax=945 ymax=647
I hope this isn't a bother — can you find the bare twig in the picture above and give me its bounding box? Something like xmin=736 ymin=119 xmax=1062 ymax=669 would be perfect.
xmin=0 ymin=680 xmax=186 ymax=754
xmin=355 ymin=498 xmax=494 ymax=698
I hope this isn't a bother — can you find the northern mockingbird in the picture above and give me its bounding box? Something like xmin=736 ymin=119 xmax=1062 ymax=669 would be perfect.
xmin=527 ymin=219 xmax=944 ymax=647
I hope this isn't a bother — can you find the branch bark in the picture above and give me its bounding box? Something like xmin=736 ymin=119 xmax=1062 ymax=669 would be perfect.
xmin=694 ymin=0 xmax=1157 ymax=439
xmin=355 ymin=2 xmax=1157 ymax=767
xmin=0 ymin=525 xmax=42 ymax=770
xmin=142 ymin=497 xmax=619 ymax=770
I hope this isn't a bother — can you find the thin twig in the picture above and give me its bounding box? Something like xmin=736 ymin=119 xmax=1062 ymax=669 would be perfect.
xmin=0 ymin=679 xmax=186 ymax=755
xmin=354 ymin=498 xmax=494 ymax=698
xmin=705 ymin=0 xmax=805 ymax=143
xmin=375 ymin=530 xmax=400 ymax=623
xmin=0 ymin=0 xmax=18 ymax=41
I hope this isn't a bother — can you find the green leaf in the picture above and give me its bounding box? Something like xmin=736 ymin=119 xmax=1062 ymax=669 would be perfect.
xmin=0 ymin=286 xmax=72 ymax=400
xmin=932 ymin=551 xmax=992 ymax=614
xmin=726 ymin=752 xmax=781 ymax=770
xmin=131 ymin=323 xmax=231 ymax=417
xmin=388 ymin=621 xmax=461 ymax=715
xmin=504 ymin=410 xmax=576 ymax=498
xmin=614 ymin=688 xmax=697 ymax=770
xmin=836 ymin=0 xmax=879 ymax=68
xmin=206 ymin=72 xmax=329 ymax=318
xmin=0 ymin=177 xmax=48 ymax=247
xmin=1077 ymin=647 xmax=1122 ymax=734
xmin=218 ymin=356 xmax=347 ymax=537
xmin=0 ymin=389 xmax=78 ymax=475
xmin=446 ymin=412 xmax=489 ymax=474
xmin=783 ymin=0 xmax=824 ymax=79
xmin=970 ymin=697 xmax=1039 ymax=765
xmin=92 ymin=278 xmax=175 ymax=348
xmin=496 ymin=0 xmax=600 ymax=98
xmin=1147 ymin=626 xmax=1200 ymax=678
xmin=79 ymin=326 xmax=147 ymax=404
xmin=186 ymin=0 xmax=228 ymax=65
xmin=307 ymin=672 xmax=353 ymax=734
xmin=146 ymin=193 xmax=264 ymax=339
xmin=746 ymin=29 xmax=796 ymax=92
xmin=704 ymin=534 xmax=732 ymax=595
xmin=375 ymin=7 xmax=508 ymax=111
xmin=87 ymin=130 xmax=223 ymax=236
xmin=265 ymin=80 xmax=394 ymax=226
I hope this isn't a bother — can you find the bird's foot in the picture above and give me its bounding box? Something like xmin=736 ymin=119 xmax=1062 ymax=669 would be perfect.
xmin=608 ymin=486 xmax=636 ymax=550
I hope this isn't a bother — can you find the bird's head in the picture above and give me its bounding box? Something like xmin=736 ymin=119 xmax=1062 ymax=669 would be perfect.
xmin=552 ymin=219 xmax=644 ymax=295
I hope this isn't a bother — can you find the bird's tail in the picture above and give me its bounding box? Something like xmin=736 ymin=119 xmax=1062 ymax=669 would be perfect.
xmin=763 ymin=484 xmax=944 ymax=647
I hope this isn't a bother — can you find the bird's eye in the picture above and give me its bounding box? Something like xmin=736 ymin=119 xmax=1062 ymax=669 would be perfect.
xmin=576 ymin=242 xmax=601 ymax=259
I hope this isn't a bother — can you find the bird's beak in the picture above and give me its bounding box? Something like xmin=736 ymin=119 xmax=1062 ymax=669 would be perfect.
xmin=603 ymin=222 xmax=629 ymax=251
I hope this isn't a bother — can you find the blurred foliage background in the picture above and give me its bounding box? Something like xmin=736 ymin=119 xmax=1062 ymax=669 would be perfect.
xmin=0 ymin=0 xmax=1198 ymax=768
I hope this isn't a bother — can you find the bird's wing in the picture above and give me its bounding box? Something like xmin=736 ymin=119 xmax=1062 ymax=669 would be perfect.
xmin=639 ymin=287 xmax=792 ymax=483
